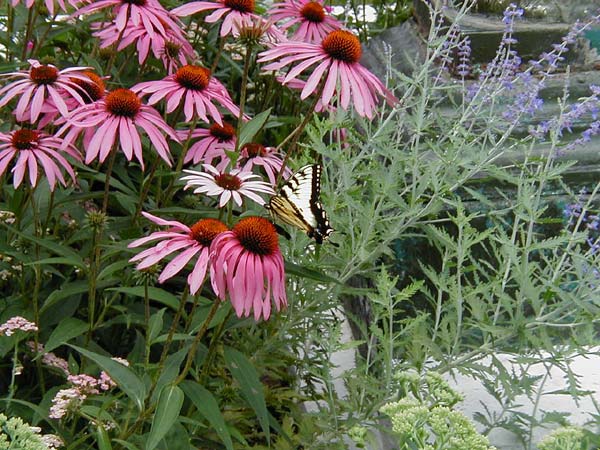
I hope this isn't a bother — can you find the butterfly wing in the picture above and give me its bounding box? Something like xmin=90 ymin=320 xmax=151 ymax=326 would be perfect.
xmin=267 ymin=165 xmax=333 ymax=244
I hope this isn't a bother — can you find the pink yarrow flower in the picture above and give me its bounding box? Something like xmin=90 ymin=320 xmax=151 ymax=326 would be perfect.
xmin=129 ymin=212 xmax=229 ymax=294
xmin=0 ymin=60 xmax=93 ymax=123
xmin=172 ymin=0 xmax=261 ymax=37
xmin=210 ymin=216 xmax=286 ymax=321
xmin=181 ymin=164 xmax=275 ymax=207
xmin=0 ymin=316 xmax=38 ymax=336
xmin=178 ymin=121 xmax=236 ymax=165
xmin=239 ymin=143 xmax=290 ymax=185
xmin=60 ymin=88 xmax=178 ymax=169
xmin=258 ymin=30 xmax=397 ymax=119
xmin=133 ymin=65 xmax=240 ymax=124
xmin=269 ymin=0 xmax=342 ymax=43
xmin=0 ymin=129 xmax=80 ymax=191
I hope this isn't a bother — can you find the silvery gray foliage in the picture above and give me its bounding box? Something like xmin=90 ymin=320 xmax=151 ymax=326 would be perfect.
xmin=279 ymin=1 xmax=600 ymax=447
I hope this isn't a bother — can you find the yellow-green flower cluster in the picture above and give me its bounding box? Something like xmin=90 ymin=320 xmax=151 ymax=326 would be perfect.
xmin=538 ymin=426 xmax=587 ymax=450
xmin=0 ymin=413 xmax=62 ymax=450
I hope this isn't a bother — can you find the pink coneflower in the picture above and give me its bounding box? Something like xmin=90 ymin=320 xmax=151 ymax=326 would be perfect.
xmin=129 ymin=212 xmax=228 ymax=294
xmin=72 ymin=0 xmax=181 ymax=38
xmin=37 ymin=71 xmax=107 ymax=129
xmin=181 ymin=164 xmax=274 ymax=207
xmin=60 ymin=88 xmax=178 ymax=169
xmin=258 ymin=29 xmax=397 ymax=119
xmin=0 ymin=60 xmax=92 ymax=123
xmin=11 ymin=0 xmax=68 ymax=16
xmin=92 ymin=17 xmax=195 ymax=73
xmin=210 ymin=216 xmax=286 ymax=321
xmin=178 ymin=121 xmax=236 ymax=165
xmin=0 ymin=129 xmax=80 ymax=191
xmin=172 ymin=0 xmax=261 ymax=37
xmin=132 ymin=65 xmax=240 ymax=124
xmin=239 ymin=143 xmax=290 ymax=185
xmin=269 ymin=0 xmax=342 ymax=43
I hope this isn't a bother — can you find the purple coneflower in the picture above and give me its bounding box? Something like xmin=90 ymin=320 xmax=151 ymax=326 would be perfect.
xmin=239 ymin=143 xmax=290 ymax=185
xmin=181 ymin=164 xmax=274 ymax=207
xmin=210 ymin=216 xmax=286 ymax=321
xmin=0 ymin=129 xmax=80 ymax=191
xmin=172 ymin=0 xmax=261 ymax=37
xmin=258 ymin=29 xmax=397 ymax=118
xmin=60 ymin=88 xmax=178 ymax=169
xmin=269 ymin=0 xmax=342 ymax=43
xmin=178 ymin=121 xmax=236 ymax=165
xmin=11 ymin=0 xmax=68 ymax=15
xmin=0 ymin=60 xmax=92 ymax=123
xmin=129 ymin=212 xmax=229 ymax=294
xmin=133 ymin=65 xmax=240 ymax=124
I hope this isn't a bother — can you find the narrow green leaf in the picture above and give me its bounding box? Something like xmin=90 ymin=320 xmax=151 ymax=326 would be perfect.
xmin=146 ymin=385 xmax=184 ymax=450
xmin=98 ymin=260 xmax=131 ymax=281
xmin=97 ymin=426 xmax=113 ymax=450
xmin=180 ymin=381 xmax=234 ymax=450
xmin=69 ymin=345 xmax=146 ymax=410
xmin=41 ymin=280 xmax=112 ymax=314
xmin=45 ymin=317 xmax=88 ymax=353
xmin=237 ymin=108 xmax=272 ymax=149
xmin=148 ymin=309 xmax=165 ymax=345
xmin=224 ymin=347 xmax=270 ymax=442
xmin=285 ymin=261 xmax=340 ymax=284
xmin=107 ymin=286 xmax=180 ymax=310
xmin=0 ymin=222 xmax=85 ymax=267
xmin=112 ymin=440 xmax=141 ymax=450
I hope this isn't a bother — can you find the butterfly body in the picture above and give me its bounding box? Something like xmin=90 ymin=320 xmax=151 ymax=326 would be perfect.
xmin=266 ymin=164 xmax=333 ymax=244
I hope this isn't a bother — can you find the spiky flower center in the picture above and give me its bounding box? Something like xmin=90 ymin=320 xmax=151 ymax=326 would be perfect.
xmin=29 ymin=65 xmax=59 ymax=85
xmin=11 ymin=129 xmax=40 ymax=150
xmin=233 ymin=216 xmax=279 ymax=255
xmin=242 ymin=143 xmax=266 ymax=158
xmin=215 ymin=173 xmax=242 ymax=190
xmin=71 ymin=72 xmax=105 ymax=103
xmin=175 ymin=65 xmax=211 ymax=91
xmin=209 ymin=122 xmax=235 ymax=141
xmin=322 ymin=30 xmax=362 ymax=64
xmin=224 ymin=0 xmax=254 ymax=13
xmin=105 ymin=88 xmax=141 ymax=118
xmin=122 ymin=0 xmax=146 ymax=5
xmin=300 ymin=2 xmax=325 ymax=23
xmin=164 ymin=41 xmax=182 ymax=58
xmin=189 ymin=218 xmax=228 ymax=246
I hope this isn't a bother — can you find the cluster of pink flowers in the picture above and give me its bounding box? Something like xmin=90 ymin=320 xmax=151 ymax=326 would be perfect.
xmin=49 ymin=358 xmax=127 ymax=419
xmin=0 ymin=316 xmax=38 ymax=336
xmin=27 ymin=341 xmax=70 ymax=377
xmin=130 ymin=213 xmax=286 ymax=321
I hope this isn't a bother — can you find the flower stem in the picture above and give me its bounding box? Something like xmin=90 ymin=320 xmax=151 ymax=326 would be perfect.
xmin=161 ymin=116 xmax=199 ymax=205
xmin=199 ymin=310 xmax=232 ymax=384
xmin=158 ymin=287 xmax=190 ymax=367
xmin=175 ymin=299 xmax=221 ymax=385
xmin=235 ymin=46 xmax=254 ymax=149
xmin=102 ymin=146 xmax=118 ymax=214
xmin=210 ymin=35 xmax=225 ymax=73
xmin=133 ymin=155 xmax=161 ymax=223
xmin=276 ymin=75 xmax=327 ymax=184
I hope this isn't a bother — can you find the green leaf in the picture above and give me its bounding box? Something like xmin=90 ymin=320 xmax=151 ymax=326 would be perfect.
xmin=44 ymin=317 xmax=88 ymax=353
xmin=69 ymin=345 xmax=146 ymax=410
xmin=224 ymin=347 xmax=270 ymax=442
xmin=180 ymin=381 xmax=234 ymax=450
xmin=0 ymin=222 xmax=85 ymax=268
xmin=146 ymin=385 xmax=184 ymax=450
xmin=107 ymin=286 xmax=180 ymax=311
xmin=285 ymin=261 xmax=340 ymax=284
xmin=148 ymin=309 xmax=165 ymax=345
xmin=97 ymin=426 xmax=113 ymax=450
xmin=237 ymin=108 xmax=272 ymax=149
xmin=112 ymin=440 xmax=141 ymax=450
xmin=98 ymin=260 xmax=131 ymax=281
xmin=41 ymin=280 xmax=112 ymax=314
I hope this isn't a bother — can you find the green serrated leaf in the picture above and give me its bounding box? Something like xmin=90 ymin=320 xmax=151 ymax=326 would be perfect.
xmin=147 ymin=385 xmax=184 ymax=450
xmin=224 ymin=347 xmax=270 ymax=442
